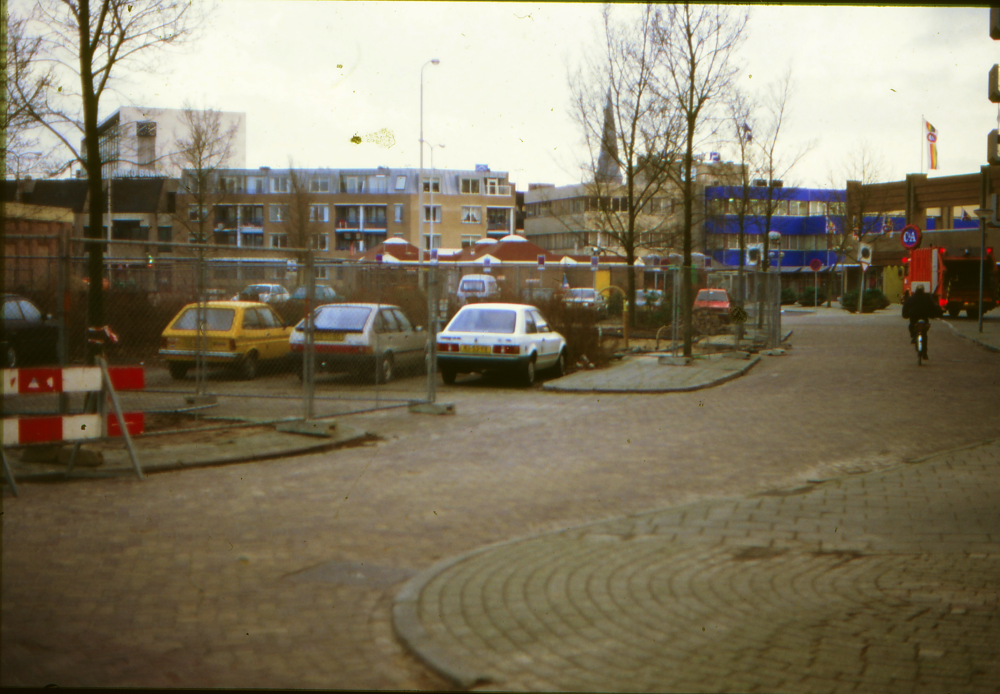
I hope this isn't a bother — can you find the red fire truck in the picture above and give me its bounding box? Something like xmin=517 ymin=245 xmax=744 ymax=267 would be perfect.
xmin=903 ymin=246 xmax=999 ymax=319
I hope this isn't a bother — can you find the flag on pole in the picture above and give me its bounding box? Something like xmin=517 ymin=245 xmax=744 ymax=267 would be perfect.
xmin=924 ymin=120 xmax=939 ymax=170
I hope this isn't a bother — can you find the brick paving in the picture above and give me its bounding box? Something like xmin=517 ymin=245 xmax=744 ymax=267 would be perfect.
xmin=395 ymin=437 xmax=1000 ymax=691
xmin=3 ymin=309 xmax=1000 ymax=690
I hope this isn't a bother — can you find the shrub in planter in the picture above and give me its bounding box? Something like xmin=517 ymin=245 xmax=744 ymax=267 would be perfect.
xmin=797 ymin=286 xmax=828 ymax=306
xmin=780 ymin=287 xmax=798 ymax=305
xmin=531 ymin=297 xmax=611 ymax=368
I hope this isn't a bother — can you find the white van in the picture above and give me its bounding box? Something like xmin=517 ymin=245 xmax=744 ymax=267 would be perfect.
xmin=456 ymin=274 xmax=500 ymax=304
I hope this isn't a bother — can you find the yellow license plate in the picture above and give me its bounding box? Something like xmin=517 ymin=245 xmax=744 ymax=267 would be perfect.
xmin=460 ymin=345 xmax=491 ymax=354
xmin=316 ymin=331 xmax=346 ymax=342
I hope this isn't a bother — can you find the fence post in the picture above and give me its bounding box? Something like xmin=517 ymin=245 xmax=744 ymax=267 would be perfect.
xmin=303 ymin=248 xmax=316 ymax=420
xmin=426 ymin=265 xmax=438 ymax=404
xmin=58 ymin=233 xmax=70 ymax=415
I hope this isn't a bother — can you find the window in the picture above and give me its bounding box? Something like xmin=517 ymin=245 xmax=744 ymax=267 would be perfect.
xmin=310 ymin=178 xmax=330 ymax=193
xmin=241 ymin=233 xmax=263 ymax=248
xmin=344 ymin=176 xmax=360 ymax=194
xmin=366 ymin=206 xmax=387 ymax=227
xmin=313 ymin=233 xmax=329 ymax=251
xmin=809 ymin=200 xmax=826 ymax=216
xmin=829 ymin=201 xmax=846 ymax=217
xmin=270 ymin=177 xmax=289 ymax=193
xmin=370 ymin=176 xmax=386 ymax=194
xmin=188 ymin=205 xmax=208 ymax=222
xmin=423 ymin=234 xmax=441 ymax=250
xmin=242 ymin=308 xmax=263 ymax=329
xmin=240 ymin=205 xmax=264 ymax=226
xmin=158 ymin=226 xmax=172 ymax=243
xmin=423 ymin=205 xmax=442 ymax=223
xmin=314 ymin=266 xmax=329 ymax=280
xmin=248 ymin=177 xmax=265 ymax=194
xmin=269 ymin=205 xmax=287 ymax=222
xmin=788 ymin=200 xmax=808 ymax=216
xmin=422 ymin=177 xmax=440 ymax=193
xmin=395 ymin=175 xmax=407 ymax=191
xmin=461 ymin=178 xmax=481 ymax=194
xmin=309 ymin=205 xmax=329 ymax=222
xmin=461 ymin=234 xmax=481 ymax=248
xmin=462 ymin=206 xmax=481 ymax=224
xmin=269 ymin=233 xmax=288 ymax=248
xmin=394 ymin=203 xmax=403 ymax=222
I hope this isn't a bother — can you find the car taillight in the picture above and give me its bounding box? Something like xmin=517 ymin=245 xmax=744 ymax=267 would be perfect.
xmin=229 ymin=339 xmax=237 ymax=350
xmin=493 ymin=345 xmax=503 ymax=354
xmin=939 ymin=298 xmax=948 ymax=307
xmin=437 ymin=343 xmax=456 ymax=352
xmin=503 ymin=345 xmax=520 ymax=355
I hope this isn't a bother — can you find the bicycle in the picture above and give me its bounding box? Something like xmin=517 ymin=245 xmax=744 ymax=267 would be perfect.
xmin=914 ymin=319 xmax=929 ymax=365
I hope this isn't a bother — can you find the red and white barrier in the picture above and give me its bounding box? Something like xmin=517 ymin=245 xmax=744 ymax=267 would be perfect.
xmin=2 ymin=367 xmax=145 ymax=447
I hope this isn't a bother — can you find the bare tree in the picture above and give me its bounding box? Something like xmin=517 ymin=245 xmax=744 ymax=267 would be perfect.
xmin=717 ymin=87 xmax=756 ymax=338
xmin=748 ymin=69 xmax=815 ymax=272
xmin=170 ymin=105 xmax=237 ymax=392
xmin=287 ymin=166 xmax=321 ymax=283
xmin=824 ymin=141 xmax=892 ymax=308
xmin=657 ymin=3 xmax=749 ymax=356
xmin=568 ymin=4 xmax=682 ymax=326
xmin=3 ymin=12 xmax=58 ymax=185
xmin=19 ymin=0 xmax=201 ymax=360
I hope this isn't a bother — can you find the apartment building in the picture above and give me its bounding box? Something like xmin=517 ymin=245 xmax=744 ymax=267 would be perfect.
xmin=174 ymin=165 xmax=517 ymax=256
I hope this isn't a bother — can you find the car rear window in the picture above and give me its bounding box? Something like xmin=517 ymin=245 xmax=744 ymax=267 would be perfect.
xmin=314 ymin=306 xmax=372 ymax=332
xmin=567 ymin=289 xmax=594 ymax=299
xmin=173 ymin=307 xmax=235 ymax=331
xmin=447 ymin=307 xmax=517 ymax=334
xmin=700 ymin=291 xmax=728 ymax=302
xmin=460 ymin=280 xmax=486 ymax=292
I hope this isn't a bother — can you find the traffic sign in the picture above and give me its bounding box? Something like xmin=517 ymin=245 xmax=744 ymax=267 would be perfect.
xmin=809 ymin=258 xmax=823 ymax=272
xmin=901 ymin=224 xmax=921 ymax=249
xmin=537 ymin=255 xmax=545 ymax=271
xmin=860 ymin=260 xmax=870 ymax=272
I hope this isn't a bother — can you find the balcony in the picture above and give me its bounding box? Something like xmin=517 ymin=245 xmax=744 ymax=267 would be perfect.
xmin=485 ymin=184 xmax=512 ymax=197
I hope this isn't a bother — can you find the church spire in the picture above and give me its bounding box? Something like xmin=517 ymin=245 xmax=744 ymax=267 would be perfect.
xmin=595 ymin=89 xmax=622 ymax=185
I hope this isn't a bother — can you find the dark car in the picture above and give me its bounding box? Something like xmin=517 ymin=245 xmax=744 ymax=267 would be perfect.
xmin=290 ymin=285 xmax=340 ymax=303
xmin=2 ymin=294 xmax=59 ymax=368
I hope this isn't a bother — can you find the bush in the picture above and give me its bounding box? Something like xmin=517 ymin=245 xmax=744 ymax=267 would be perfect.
xmin=528 ymin=297 xmax=611 ymax=368
xmin=780 ymin=287 xmax=798 ymax=305
xmin=606 ymin=291 xmax=624 ymax=318
xmin=797 ymin=286 xmax=828 ymax=306
xmin=840 ymin=288 xmax=890 ymax=313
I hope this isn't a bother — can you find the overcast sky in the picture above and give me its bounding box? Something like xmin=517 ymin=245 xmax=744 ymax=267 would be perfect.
xmin=56 ymin=3 xmax=1000 ymax=189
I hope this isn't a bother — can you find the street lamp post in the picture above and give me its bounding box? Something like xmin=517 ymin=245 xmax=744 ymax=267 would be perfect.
xmin=419 ymin=58 xmax=440 ymax=268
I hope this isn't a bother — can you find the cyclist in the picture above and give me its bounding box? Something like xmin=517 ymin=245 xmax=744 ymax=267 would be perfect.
xmin=902 ymin=285 xmax=942 ymax=359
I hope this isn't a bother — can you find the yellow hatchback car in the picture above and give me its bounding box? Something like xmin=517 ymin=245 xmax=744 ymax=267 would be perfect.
xmin=159 ymin=301 xmax=293 ymax=380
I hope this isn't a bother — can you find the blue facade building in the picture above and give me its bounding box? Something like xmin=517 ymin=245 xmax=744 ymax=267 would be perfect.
xmin=704 ymin=185 xmax=846 ymax=270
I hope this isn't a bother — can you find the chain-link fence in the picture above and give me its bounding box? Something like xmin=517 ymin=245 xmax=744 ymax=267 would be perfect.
xmin=5 ymin=239 xmax=784 ymax=442
xmin=3 ymin=237 xmax=443 ymax=438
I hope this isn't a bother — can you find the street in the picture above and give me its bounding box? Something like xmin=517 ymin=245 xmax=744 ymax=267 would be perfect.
xmin=3 ymin=309 xmax=1000 ymax=689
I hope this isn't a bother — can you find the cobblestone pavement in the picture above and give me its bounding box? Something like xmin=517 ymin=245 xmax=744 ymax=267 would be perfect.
xmin=3 ymin=309 xmax=1000 ymax=689
xmin=395 ymin=437 xmax=1000 ymax=692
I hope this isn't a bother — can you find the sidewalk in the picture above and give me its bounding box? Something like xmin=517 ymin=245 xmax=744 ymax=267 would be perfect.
xmin=393 ymin=436 xmax=1000 ymax=692
xmin=941 ymin=313 xmax=1000 ymax=353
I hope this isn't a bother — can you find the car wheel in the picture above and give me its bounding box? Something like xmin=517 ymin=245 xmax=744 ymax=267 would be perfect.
xmin=441 ymin=367 xmax=457 ymax=385
xmin=239 ymin=352 xmax=258 ymax=381
xmin=947 ymin=305 xmax=961 ymax=319
xmin=966 ymin=307 xmax=980 ymax=320
xmin=523 ymin=357 xmax=536 ymax=387
xmin=5 ymin=344 xmax=17 ymax=369
xmin=376 ymin=353 xmax=394 ymax=384
xmin=552 ymin=349 xmax=566 ymax=378
xmin=168 ymin=362 xmax=189 ymax=380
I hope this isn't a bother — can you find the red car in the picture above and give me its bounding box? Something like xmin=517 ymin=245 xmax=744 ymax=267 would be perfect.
xmin=693 ymin=288 xmax=731 ymax=319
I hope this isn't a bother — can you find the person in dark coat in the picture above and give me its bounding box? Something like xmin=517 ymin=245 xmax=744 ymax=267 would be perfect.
xmin=902 ymin=285 xmax=942 ymax=358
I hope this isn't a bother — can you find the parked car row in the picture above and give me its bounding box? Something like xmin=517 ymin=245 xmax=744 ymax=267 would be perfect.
xmin=157 ymin=300 xmax=567 ymax=388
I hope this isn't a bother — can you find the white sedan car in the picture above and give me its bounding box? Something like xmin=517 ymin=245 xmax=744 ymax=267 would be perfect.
xmin=436 ymin=303 xmax=567 ymax=386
